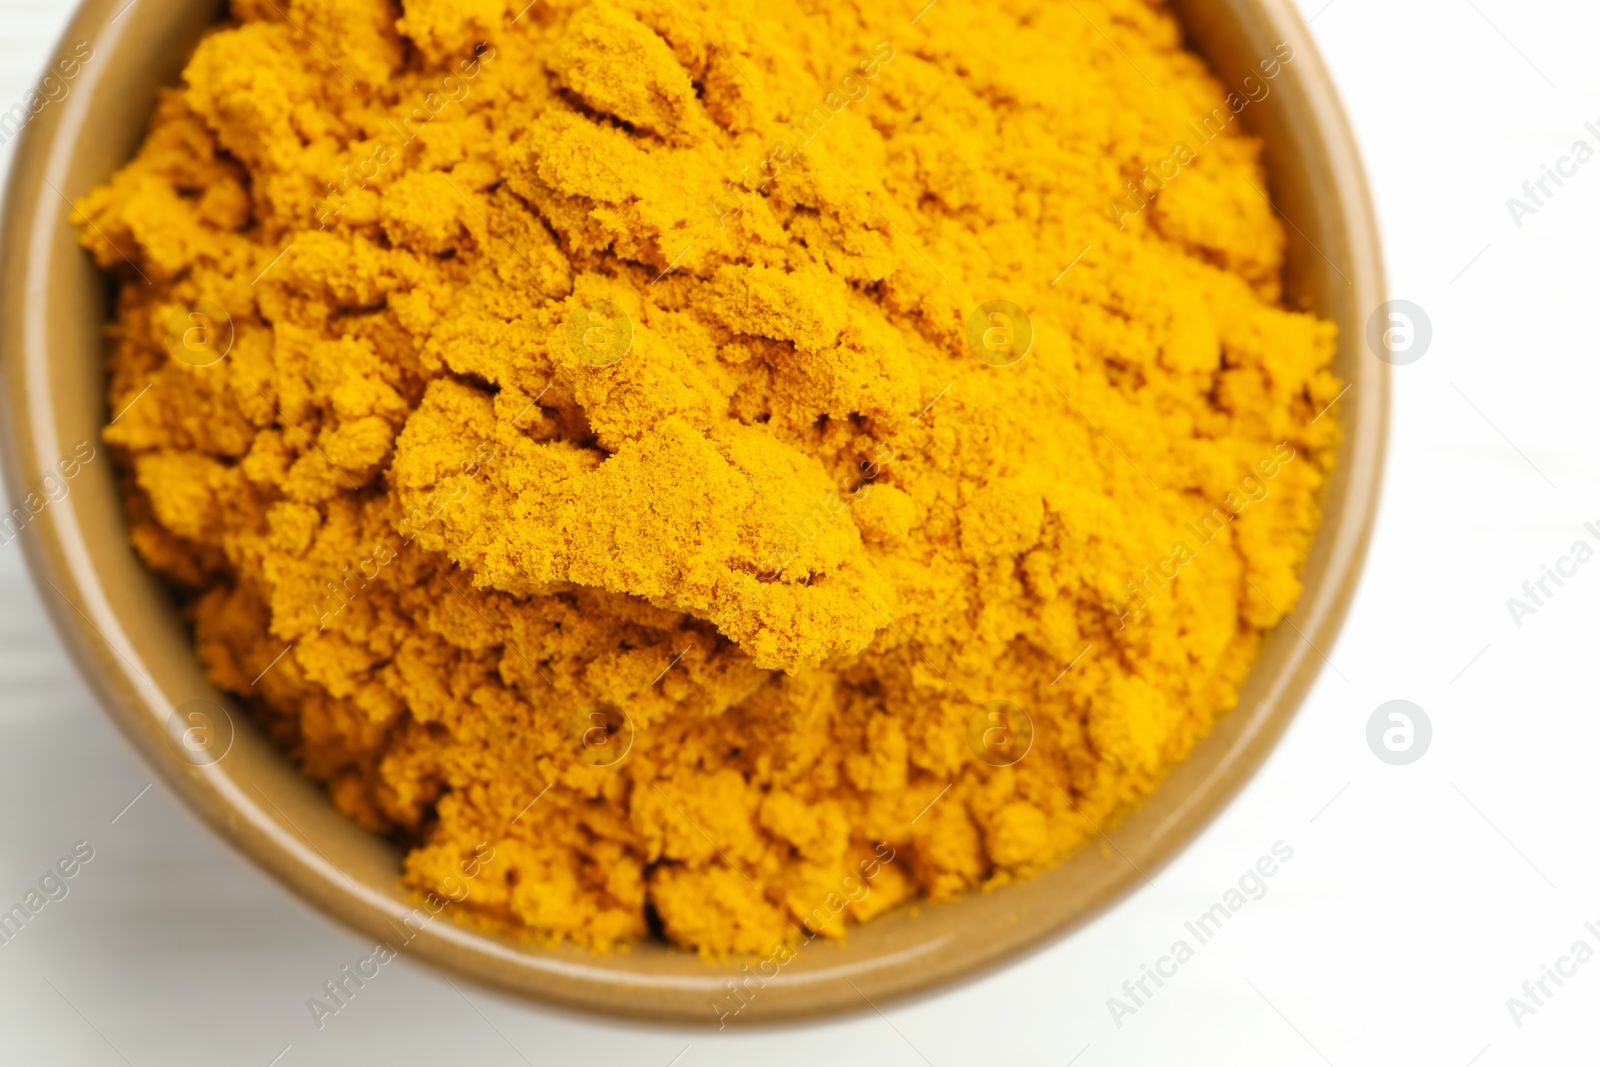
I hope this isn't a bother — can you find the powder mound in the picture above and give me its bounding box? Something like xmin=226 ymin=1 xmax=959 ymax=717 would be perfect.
xmin=79 ymin=0 xmax=1341 ymax=954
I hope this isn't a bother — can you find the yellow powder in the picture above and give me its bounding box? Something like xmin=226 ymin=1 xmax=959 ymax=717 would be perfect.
xmin=77 ymin=0 xmax=1340 ymax=955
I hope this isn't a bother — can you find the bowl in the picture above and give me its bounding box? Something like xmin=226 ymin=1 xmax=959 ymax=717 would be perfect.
xmin=0 ymin=0 xmax=1386 ymax=1023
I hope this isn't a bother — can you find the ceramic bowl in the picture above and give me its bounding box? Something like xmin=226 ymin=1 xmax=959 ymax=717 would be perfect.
xmin=0 ymin=0 xmax=1386 ymax=1022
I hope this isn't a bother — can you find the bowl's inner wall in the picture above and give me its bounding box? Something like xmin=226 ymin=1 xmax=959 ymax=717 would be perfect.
xmin=2 ymin=0 xmax=1381 ymax=1021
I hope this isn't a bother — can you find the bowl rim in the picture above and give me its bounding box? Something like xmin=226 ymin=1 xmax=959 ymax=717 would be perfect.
xmin=0 ymin=0 xmax=1388 ymax=1025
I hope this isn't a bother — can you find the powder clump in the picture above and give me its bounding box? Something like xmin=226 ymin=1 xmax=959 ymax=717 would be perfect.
xmin=78 ymin=0 xmax=1340 ymax=954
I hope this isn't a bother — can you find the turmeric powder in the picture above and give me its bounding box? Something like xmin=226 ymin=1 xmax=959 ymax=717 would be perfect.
xmin=77 ymin=0 xmax=1341 ymax=955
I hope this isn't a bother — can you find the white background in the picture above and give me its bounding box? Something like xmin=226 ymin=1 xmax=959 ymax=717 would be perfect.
xmin=2 ymin=0 xmax=1597 ymax=1063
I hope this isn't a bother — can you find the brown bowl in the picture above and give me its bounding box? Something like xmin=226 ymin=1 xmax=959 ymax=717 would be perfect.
xmin=0 ymin=0 xmax=1386 ymax=1023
